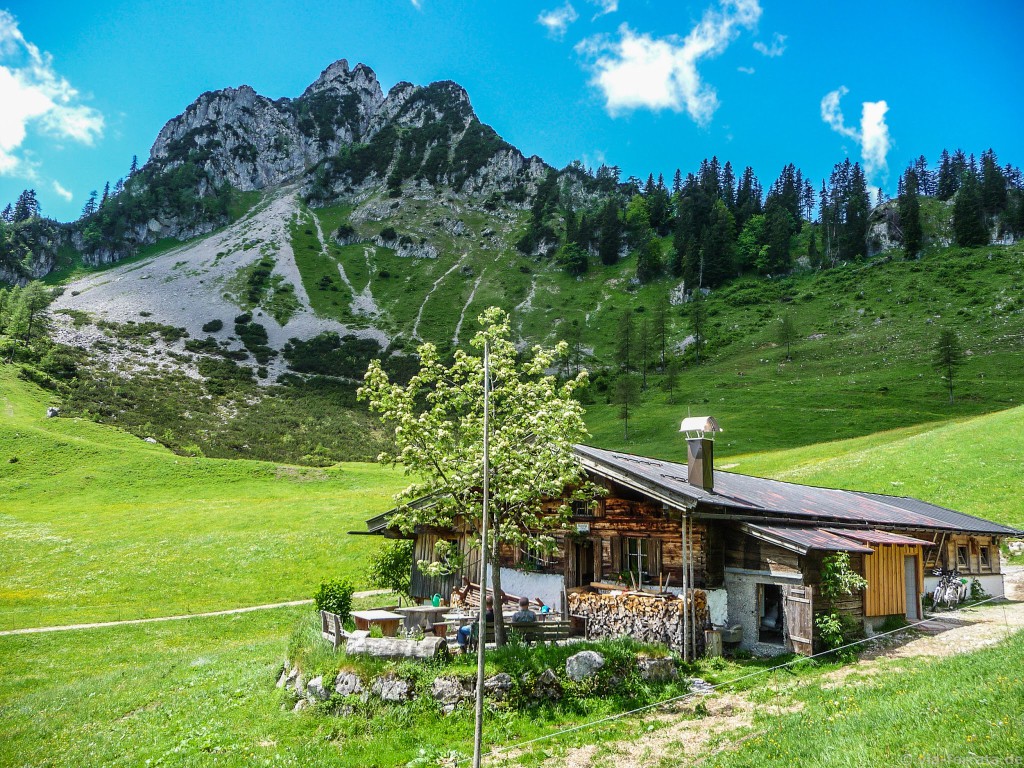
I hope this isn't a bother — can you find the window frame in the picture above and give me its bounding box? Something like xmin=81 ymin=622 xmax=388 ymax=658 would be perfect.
xmin=979 ymin=546 xmax=992 ymax=571
xmin=956 ymin=545 xmax=969 ymax=570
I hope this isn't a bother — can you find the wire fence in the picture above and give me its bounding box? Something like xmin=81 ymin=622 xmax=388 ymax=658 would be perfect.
xmin=461 ymin=592 xmax=1016 ymax=765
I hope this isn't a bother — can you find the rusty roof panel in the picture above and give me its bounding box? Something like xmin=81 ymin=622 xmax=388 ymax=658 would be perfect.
xmin=745 ymin=524 xmax=875 ymax=554
xmin=824 ymin=528 xmax=935 ymax=546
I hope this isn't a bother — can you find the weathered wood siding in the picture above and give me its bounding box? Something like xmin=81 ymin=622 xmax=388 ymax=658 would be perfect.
xmin=804 ymin=552 xmax=865 ymax=623
xmin=862 ymin=544 xmax=923 ymax=617
xmin=725 ymin=534 xmax=802 ymax=577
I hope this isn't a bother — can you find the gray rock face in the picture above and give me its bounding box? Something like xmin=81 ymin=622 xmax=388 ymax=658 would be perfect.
xmin=565 ymin=650 xmax=605 ymax=681
xmin=638 ymin=657 xmax=678 ymax=682
xmin=483 ymin=673 xmax=513 ymax=702
xmin=148 ymin=59 xmax=384 ymax=194
xmin=371 ymin=674 xmax=414 ymax=702
xmin=334 ymin=672 xmax=363 ymax=696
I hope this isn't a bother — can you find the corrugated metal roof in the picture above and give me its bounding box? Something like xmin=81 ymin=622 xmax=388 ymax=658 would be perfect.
xmin=744 ymin=524 xmax=875 ymax=554
xmin=854 ymin=492 xmax=1020 ymax=536
xmin=823 ymin=528 xmax=936 ymax=546
xmin=574 ymin=444 xmax=1022 ymax=535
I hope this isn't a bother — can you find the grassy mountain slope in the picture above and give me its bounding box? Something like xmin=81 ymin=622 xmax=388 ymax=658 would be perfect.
xmin=729 ymin=405 xmax=1024 ymax=531
xmin=0 ymin=365 xmax=406 ymax=631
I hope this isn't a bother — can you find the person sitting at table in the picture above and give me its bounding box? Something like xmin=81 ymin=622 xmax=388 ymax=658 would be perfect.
xmin=456 ymin=595 xmax=493 ymax=653
xmin=511 ymin=597 xmax=537 ymax=623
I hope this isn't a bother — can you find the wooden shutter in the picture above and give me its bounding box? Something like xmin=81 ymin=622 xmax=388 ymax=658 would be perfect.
xmin=609 ymin=536 xmax=622 ymax=577
xmin=783 ymin=585 xmax=814 ymax=656
xmin=648 ymin=538 xmax=663 ymax=581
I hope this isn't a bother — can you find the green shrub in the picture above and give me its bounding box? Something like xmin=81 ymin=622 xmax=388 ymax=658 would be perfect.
xmin=314 ymin=578 xmax=354 ymax=620
xmin=368 ymin=540 xmax=414 ymax=599
xmin=202 ymin=319 xmax=223 ymax=333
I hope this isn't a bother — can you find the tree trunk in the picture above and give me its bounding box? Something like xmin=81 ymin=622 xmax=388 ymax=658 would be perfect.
xmin=489 ymin=515 xmax=507 ymax=647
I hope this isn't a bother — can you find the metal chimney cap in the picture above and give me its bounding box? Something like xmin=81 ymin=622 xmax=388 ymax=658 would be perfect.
xmin=679 ymin=416 xmax=722 ymax=439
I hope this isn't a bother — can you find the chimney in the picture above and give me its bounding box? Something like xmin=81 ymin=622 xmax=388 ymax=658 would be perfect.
xmin=680 ymin=416 xmax=722 ymax=492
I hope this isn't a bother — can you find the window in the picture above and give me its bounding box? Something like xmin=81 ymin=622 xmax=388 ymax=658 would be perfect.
xmin=520 ymin=541 xmax=551 ymax=570
xmin=624 ymin=537 xmax=649 ymax=579
xmin=980 ymin=546 xmax=991 ymax=571
xmin=571 ymin=499 xmax=594 ymax=517
xmin=956 ymin=545 xmax=969 ymax=570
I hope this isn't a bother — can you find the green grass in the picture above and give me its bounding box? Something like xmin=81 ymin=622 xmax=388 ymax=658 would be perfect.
xmin=0 ymin=365 xmax=407 ymax=630
xmin=706 ymin=631 xmax=1024 ymax=767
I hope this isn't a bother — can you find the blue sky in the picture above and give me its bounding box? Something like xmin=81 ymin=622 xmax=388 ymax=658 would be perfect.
xmin=2 ymin=0 xmax=1022 ymax=221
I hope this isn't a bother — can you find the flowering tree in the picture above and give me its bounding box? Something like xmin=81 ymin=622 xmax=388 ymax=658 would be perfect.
xmin=359 ymin=307 xmax=594 ymax=644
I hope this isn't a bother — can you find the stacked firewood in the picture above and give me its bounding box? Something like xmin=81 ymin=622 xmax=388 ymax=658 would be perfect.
xmin=568 ymin=590 xmax=709 ymax=655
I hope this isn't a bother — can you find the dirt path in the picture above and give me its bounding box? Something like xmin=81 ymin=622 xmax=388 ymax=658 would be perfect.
xmin=510 ymin=568 xmax=1024 ymax=767
xmin=0 ymin=589 xmax=390 ymax=636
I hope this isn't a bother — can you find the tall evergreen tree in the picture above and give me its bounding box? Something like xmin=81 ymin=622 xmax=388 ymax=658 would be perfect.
xmin=82 ymin=190 xmax=99 ymax=218
xmin=953 ymin=169 xmax=988 ymax=246
xmin=759 ymin=200 xmax=794 ymax=274
xmin=652 ymin=294 xmax=669 ymax=371
xmin=700 ymin=199 xmax=736 ymax=286
xmin=12 ymin=190 xmax=39 ymax=221
xmin=980 ymin=148 xmax=1008 ymax=218
xmin=936 ymin=149 xmax=958 ymax=201
xmin=933 ymin=328 xmax=964 ymax=403
xmin=129 ymin=154 xmax=139 ymax=176
xmin=897 ymin=167 xmax=923 ymax=258
xmin=598 ymin=199 xmax=622 ymax=266
xmin=613 ymin=373 xmax=641 ymax=440
xmin=688 ymin=293 xmax=707 ymax=365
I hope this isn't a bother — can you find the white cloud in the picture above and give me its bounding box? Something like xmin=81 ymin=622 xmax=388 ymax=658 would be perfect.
xmin=753 ymin=32 xmax=786 ymax=57
xmin=575 ymin=0 xmax=762 ymax=123
xmin=821 ymin=86 xmax=892 ymax=178
xmin=737 ymin=65 xmax=755 ymax=74
xmin=0 ymin=10 xmax=104 ymax=178
xmin=52 ymin=180 xmax=71 ymax=201
xmin=538 ymin=3 xmax=579 ymax=39
xmin=410 ymin=0 xmax=422 ymax=9
xmin=589 ymin=0 xmax=618 ymax=18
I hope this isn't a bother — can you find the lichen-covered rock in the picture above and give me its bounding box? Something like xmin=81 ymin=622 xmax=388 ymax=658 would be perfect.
xmin=531 ymin=668 xmax=561 ymax=701
xmin=566 ymin=651 xmax=605 ymax=681
xmin=305 ymin=675 xmax=332 ymax=701
xmin=483 ymin=673 xmax=513 ymax=701
xmin=432 ymin=676 xmax=474 ymax=713
xmin=371 ymin=674 xmax=414 ymax=702
xmin=334 ymin=672 xmax=363 ymax=696
xmin=638 ymin=657 xmax=678 ymax=682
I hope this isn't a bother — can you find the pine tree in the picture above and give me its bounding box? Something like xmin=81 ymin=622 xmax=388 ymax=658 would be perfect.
xmin=688 ymin=293 xmax=707 ymax=365
xmin=897 ymin=168 xmax=923 ymax=258
xmin=700 ymin=199 xmax=736 ymax=287
xmin=613 ymin=373 xmax=641 ymax=440
xmin=82 ymin=190 xmax=99 ymax=218
xmin=635 ymin=238 xmax=663 ymax=283
xmin=129 ymin=154 xmax=139 ymax=176
xmin=638 ymin=316 xmax=651 ymax=390
xmin=672 ymin=169 xmax=683 ymax=196
xmin=652 ymin=294 xmax=669 ymax=371
xmin=12 ymin=190 xmax=39 ymax=222
xmin=936 ymin=149 xmax=958 ymax=201
xmin=980 ymin=149 xmax=1008 ymax=218
xmin=114 ymin=177 xmax=125 ymax=197
xmin=100 ymin=181 xmax=111 ymax=207
xmin=777 ymin=314 xmax=797 ymax=360
xmin=759 ymin=200 xmax=794 ymax=274
xmin=953 ymin=169 xmax=988 ymax=247
xmin=807 ymin=227 xmax=821 ymax=268
xmin=663 ymin=356 xmax=681 ymax=404
xmin=598 ymin=200 xmax=622 ymax=266
xmin=1 ymin=204 xmax=11 ymax=222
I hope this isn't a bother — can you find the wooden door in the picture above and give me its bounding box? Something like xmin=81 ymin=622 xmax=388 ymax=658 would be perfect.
xmin=783 ymin=585 xmax=814 ymax=656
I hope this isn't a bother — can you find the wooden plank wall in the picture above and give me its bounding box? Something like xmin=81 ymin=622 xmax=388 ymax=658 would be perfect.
xmin=863 ymin=544 xmax=924 ymax=617
xmin=905 ymin=530 xmax=1002 ymax=574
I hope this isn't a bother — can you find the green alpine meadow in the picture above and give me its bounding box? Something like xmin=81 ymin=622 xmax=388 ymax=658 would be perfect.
xmin=2 ymin=2 xmax=1023 ymax=766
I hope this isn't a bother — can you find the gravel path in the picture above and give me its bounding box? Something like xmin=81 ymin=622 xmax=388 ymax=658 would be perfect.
xmin=0 ymin=590 xmax=390 ymax=636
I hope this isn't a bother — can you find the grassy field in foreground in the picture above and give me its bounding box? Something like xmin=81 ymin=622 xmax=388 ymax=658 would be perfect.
xmin=0 ymin=365 xmax=407 ymax=631
xmin=730 ymin=405 xmax=1024 ymax=531
xmin=706 ymin=630 xmax=1024 ymax=768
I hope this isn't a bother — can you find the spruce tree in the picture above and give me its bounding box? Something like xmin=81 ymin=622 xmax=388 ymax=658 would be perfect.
xmin=936 ymin=149 xmax=957 ymax=201
xmin=953 ymin=170 xmax=988 ymax=246
xmin=897 ymin=168 xmax=923 ymax=258
xmin=598 ymin=199 xmax=622 ymax=266
xmin=615 ymin=308 xmax=635 ymax=372
xmin=82 ymin=191 xmax=98 ymax=218
xmin=933 ymin=328 xmax=964 ymax=403
xmin=613 ymin=373 xmax=641 ymax=440
xmin=980 ymin=149 xmax=1007 ymax=218
xmin=129 ymin=154 xmax=139 ymax=175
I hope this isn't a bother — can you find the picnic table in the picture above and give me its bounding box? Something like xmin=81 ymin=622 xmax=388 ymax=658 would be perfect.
xmin=350 ymin=609 xmax=404 ymax=637
xmin=393 ymin=604 xmax=450 ymax=632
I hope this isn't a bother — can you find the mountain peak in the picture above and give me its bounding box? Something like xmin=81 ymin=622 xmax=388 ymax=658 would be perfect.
xmin=302 ymin=59 xmax=382 ymax=103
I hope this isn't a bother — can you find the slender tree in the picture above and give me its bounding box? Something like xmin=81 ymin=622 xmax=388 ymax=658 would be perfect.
xmin=933 ymin=328 xmax=965 ymax=403
xmin=777 ymin=314 xmax=798 ymax=360
xmin=688 ymin=293 xmax=707 ymax=365
xmin=953 ymin=170 xmax=988 ymax=246
xmin=615 ymin=308 xmax=635 ymax=372
xmin=897 ymin=167 xmax=923 ymax=258
xmin=613 ymin=373 xmax=641 ymax=440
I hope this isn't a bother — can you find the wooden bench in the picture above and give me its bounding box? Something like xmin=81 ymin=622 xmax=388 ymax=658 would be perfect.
xmin=467 ymin=619 xmax=578 ymax=650
xmin=321 ymin=610 xmax=370 ymax=649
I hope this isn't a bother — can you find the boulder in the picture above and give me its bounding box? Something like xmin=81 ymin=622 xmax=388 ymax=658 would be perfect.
xmin=292 ymin=699 xmax=309 ymax=713
xmin=638 ymin=657 xmax=678 ymax=682
xmin=432 ymin=676 xmax=473 ymax=713
xmin=371 ymin=675 xmax=413 ymax=702
xmin=483 ymin=673 xmax=513 ymax=702
xmin=306 ymin=676 xmax=331 ymax=701
xmin=46 ymin=407 xmax=59 ymax=418
xmin=565 ymin=650 xmax=605 ymax=681
xmin=531 ymin=668 xmax=561 ymax=701
xmin=334 ymin=672 xmax=363 ymax=696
